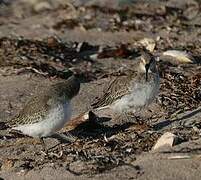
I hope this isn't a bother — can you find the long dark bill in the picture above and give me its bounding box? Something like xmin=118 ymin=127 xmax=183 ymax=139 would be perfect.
xmin=145 ymin=63 xmax=150 ymax=82
xmin=145 ymin=57 xmax=154 ymax=81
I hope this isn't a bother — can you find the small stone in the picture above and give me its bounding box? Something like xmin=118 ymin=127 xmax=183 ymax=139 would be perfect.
xmin=126 ymin=148 xmax=132 ymax=153
xmin=138 ymin=38 xmax=156 ymax=52
xmin=152 ymin=132 xmax=179 ymax=150
xmin=1 ymin=159 xmax=15 ymax=171
xmin=161 ymin=50 xmax=194 ymax=64
xmin=34 ymin=2 xmax=52 ymax=12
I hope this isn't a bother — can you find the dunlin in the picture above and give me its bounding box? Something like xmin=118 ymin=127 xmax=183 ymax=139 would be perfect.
xmin=92 ymin=52 xmax=160 ymax=121
xmin=7 ymin=75 xmax=80 ymax=142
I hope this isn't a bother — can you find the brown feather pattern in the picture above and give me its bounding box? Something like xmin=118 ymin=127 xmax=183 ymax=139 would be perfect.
xmin=8 ymin=75 xmax=80 ymax=127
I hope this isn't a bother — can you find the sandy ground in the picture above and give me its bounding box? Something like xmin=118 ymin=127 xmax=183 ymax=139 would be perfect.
xmin=0 ymin=0 xmax=201 ymax=179
xmin=0 ymin=73 xmax=201 ymax=180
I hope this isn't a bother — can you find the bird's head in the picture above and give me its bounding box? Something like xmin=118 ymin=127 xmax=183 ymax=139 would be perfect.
xmin=50 ymin=75 xmax=80 ymax=103
xmin=139 ymin=52 xmax=158 ymax=81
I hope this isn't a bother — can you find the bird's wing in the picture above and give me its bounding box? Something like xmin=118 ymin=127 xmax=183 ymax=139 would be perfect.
xmin=9 ymin=94 xmax=53 ymax=127
xmin=8 ymin=75 xmax=80 ymax=127
xmin=91 ymin=74 xmax=135 ymax=108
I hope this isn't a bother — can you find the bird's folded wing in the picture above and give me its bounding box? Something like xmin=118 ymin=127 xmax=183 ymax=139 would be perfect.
xmin=91 ymin=75 xmax=133 ymax=108
xmin=8 ymin=94 xmax=52 ymax=126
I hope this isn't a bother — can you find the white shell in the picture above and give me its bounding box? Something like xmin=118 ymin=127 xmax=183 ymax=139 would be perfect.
xmin=152 ymin=132 xmax=178 ymax=150
xmin=162 ymin=50 xmax=193 ymax=63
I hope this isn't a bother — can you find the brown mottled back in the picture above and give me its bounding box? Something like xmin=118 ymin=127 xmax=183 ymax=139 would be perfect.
xmin=91 ymin=71 xmax=146 ymax=108
xmin=8 ymin=75 xmax=80 ymax=127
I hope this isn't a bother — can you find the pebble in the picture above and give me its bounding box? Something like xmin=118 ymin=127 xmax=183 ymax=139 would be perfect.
xmin=152 ymin=132 xmax=180 ymax=150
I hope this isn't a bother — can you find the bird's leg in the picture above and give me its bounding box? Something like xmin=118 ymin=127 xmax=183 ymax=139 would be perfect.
xmin=40 ymin=137 xmax=46 ymax=149
xmin=122 ymin=111 xmax=131 ymax=123
xmin=50 ymin=132 xmax=76 ymax=144
xmin=112 ymin=112 xmax=132 ymax=125
xmin=122 ymin=111 xmax=138 ymax=123
xmin=39 ymin=137 xmax=49 ymax=154
xmin=39 ymin=133 xmax=76 ymax=153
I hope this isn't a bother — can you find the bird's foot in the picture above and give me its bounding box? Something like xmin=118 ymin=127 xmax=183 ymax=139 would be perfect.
xmin=122 ymin=112 xmax=136 ymax=123
xmin=50 ymin=132 xmax=77 ymax=143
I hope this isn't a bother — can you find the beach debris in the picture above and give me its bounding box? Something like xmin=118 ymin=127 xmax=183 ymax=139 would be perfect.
xmin=61 ymin=111 xmax=90 ymax=132
xmin=138 ymin=38 xmax=156 ymax=52
xmin=152 ymin=132 xmax=180 ymax=150
xmin=161 ymin=50 xmax=194 ymax=64
xmin=167 ymin=155 xmax=191 ymax=160
xmin=97 ymin=44 xmax=132 ymax=59
xmin=61 ymin=111 xmax=98 ymax=132
xmin=167 ymin=154 xmax=201 ymax=160
xmin=33 ymin=1 xmax=52 ymax=12
xmin=0 ymin=159 xmax=15 ymax=171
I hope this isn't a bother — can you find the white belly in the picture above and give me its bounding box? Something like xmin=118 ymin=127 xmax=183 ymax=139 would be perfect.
xmin=111 ymin=80 xmax=159 ymax=113
xmin=12 ymin=102 xmax=72 ymax=137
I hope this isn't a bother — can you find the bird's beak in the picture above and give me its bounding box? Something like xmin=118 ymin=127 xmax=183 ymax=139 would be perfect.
xmin=145 ymin=63 xmax=150 ymax=82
